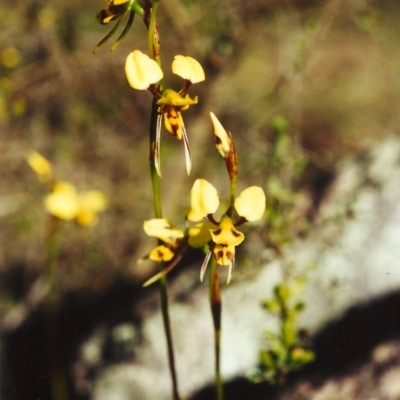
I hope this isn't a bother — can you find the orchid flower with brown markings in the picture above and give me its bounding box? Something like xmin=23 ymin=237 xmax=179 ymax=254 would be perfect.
xmin=187 ymin=179 xmax=266 ymax=284
xmin=125 ymin=50 xmax=205 ymax=175
xmin=94 ymin=0 xmax=143 ymax=52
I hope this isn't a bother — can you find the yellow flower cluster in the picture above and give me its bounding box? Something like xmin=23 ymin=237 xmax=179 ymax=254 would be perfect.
xmin=27 ymin=151 xmax=108 ymax=226
xmin=45 ymin=182 xmax=108 ymax=226
xmin=140 ymin=113 xmax=266 ymax=285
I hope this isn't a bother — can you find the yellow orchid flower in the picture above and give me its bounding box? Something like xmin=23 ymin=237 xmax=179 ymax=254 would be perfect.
xmin=187 ymin=179 xmax=266 ymax=283
xmin=143 ymin=218 xmax=185 ymax=246
xmin=142 ymin=218 xmax=185 ymax=263
xmin=45 ymin=182 xmax=80 ymax=221
xmin=124 ymin=50 xmax=205 ymax=175
xmin=141 ymin=218 xmax=187 ymax=286
xmin=94 ymin=0 xmax=143 ymax=53
xmin=148 ymin=245 xmax=175 ymax=263
xmin=27 ymin=152 xmax=108 ymax=226
xmin=45 ymin=182 xmax=108 ymax=226
xmin=140 ymin=181 xmax=265 ymax=285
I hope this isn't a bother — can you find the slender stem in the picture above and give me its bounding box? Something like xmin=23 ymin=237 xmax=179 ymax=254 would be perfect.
xmin=159 ymin=273 xmax=180 ymax=400
xmin=229 ymin=175 xmax=237 ymax=211
xmin=149 ymin=98 xmax=180 ymax=400
xmin=209 ymin=258 xmax=224 ymax=400
xmin=148 ymin=0 xmax=161 ymax=64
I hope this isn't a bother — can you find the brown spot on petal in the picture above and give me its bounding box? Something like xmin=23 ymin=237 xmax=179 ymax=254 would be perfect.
xmin=170 ymin=123 xmax=180 ymax=137
xmin=156 ymin=249 xmax=164 ymax=258
xmin=231 ymin=229 xmax=241 ymax=238
xmin=214 ymin=136 xmax=222 ymax=145
xmin=213 ymin=229 xmax=222 ymax=236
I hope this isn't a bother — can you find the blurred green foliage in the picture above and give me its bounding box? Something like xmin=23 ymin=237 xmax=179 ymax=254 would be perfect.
xmin=264 ymin=115 xmax=309 ymax=251
xmin=250 ymin=278 xmax=315 ymax=385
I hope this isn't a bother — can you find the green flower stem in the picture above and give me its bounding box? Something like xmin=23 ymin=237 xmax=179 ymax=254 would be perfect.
xmin=229 ymin=175 xmax=237 ymax=212
xmin=149 ymin=98 xmax=180 ymax=400
xmin=148 ymin=0 xmax=161 ymax=64
xmin=44 ymin=216 xmax=68 ymax=400
xmin=159 ymin=270 xmax=180 ymax=400
xmin=209 ymin=258 xmax=224 ymax=400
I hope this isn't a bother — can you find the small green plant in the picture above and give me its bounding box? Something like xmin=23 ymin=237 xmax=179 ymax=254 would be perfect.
xmin=250 ymin=277 xmax=315 ymax=385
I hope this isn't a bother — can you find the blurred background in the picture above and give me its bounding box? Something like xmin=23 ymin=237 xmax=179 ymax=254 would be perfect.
xmin=1 ymin=0 xmax=400 ymax=399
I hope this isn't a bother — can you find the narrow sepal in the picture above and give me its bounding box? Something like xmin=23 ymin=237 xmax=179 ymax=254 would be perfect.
xmin=93 ymin=12 xmax=125 ymax=53
xmin=142 ymin=240 xmax=188 ymax=287
xmin=111 ymin=11 xmax=135 ymax=51
xmin=181 ymin=115 xmax=192 ymax=175
xmin=226 ymin=258 xmax=235 ymax=284
xmin=154 ymin=112 xmax=163 ymax=176
xmin=200 ymin=249 xmax=212 ymax=282
xmin=142 ymin=255 xmax=182 ymax=287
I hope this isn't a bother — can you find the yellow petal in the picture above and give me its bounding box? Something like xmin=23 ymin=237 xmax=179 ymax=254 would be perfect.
xmin=186 ymin=209 xmax=204 ymax=223
xmin=113 ymin=0 xmax=130 ymax=5
xmin=162 ymin=106 xmax=183 ymax=139
xmin=157 ymin=89 xmax=198 ymax=107
xmin=188 ymin=222 xmax=214 ymax=248
xmin=45 ymin=182 xmax=79 ymax=220
xmin=75 ymin=190 xmax=108 ymax=226
xmin=76 ymin=211 xmax=99 ymax=226
xmin=210 ymin=215 xmax=244 ymax=246
xmin=149 ymin=245 xmax=175 ymax=262
xmin=234 ymin=186 xmax=266 ymax=221
xmin=125 ymin=50 xmax=163 ymax=90
xmin=78 ymin=190 xmax=108 ymax=212
xmin=171 ymin=55 xmax=205 ymax=84
xmin=209 ymin=112 xmax=231 ymax=158
xmin=213 ymin=244 xmax=235 ymax=266
xmin=27 ymin=151 xmax=53 ymax=181
xmin=188 ymin=179 xmax=219 ymax=221
xmin=143 ymin=218 xmax=184 ymax=245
